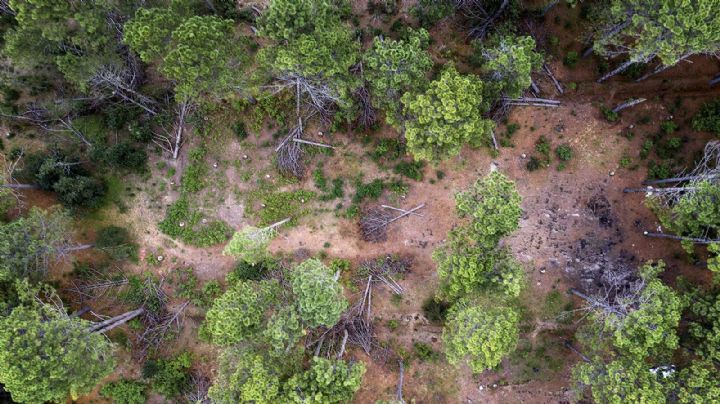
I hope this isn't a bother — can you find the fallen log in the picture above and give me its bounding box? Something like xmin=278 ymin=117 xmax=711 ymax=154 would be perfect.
xmin=643 ymin=232 xmax=720 ymax=245
xmin=623 ymin=186 xmax=697 ymax=193
xmin=711 ymin=74 xmax=720 ymax=87
xmin=612 ymin=98 xmax=646 ymax=113
xmin=642 ymin=174 xmax=720 ymax=185
xmin=543 ymin=64 xmax=564 ymax=94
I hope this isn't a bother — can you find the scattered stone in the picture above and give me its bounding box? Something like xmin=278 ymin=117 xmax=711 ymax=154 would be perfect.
xmin=242 ymin=154 xmax=248 ymax=159
xmin=609 ymin=171 xmax=615 ymax=176
xmin=521 ymin=153 xmax=527 ymax=159
xmin=265 ymin=174 xmax=271 ymax=179
xmin=540 ymin=268 xmax=546 ymax=274
xmin=536 ymin=281 xmax=541 ymax=286
xmin=179 ymin=222 xmax=185 ymax=227
xmin=157 ymin=255 xmax=164 ymax=261
xmin=261 ymin=203 xmax=266 ymax=208
xmin=201 ymin=218 xmax=207 ymax=224
xmin=213 ymin=162 xmax=218 ymax=168
xmin=318 ymin=131 xmax=324 ymax=136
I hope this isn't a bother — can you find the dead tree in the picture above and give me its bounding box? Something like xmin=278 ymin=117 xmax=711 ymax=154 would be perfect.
xmin=543 ymin=64 xmax=564 ymax=95
xmin=185 ymin=372 xmax=211 ymax=404
xmin=360 ymin=204 xmax=425 ymax=242
xmin=502 ymin=97 xmax=560 ymax=108
xmin=612 ymin=98 xmax=646 ymax=113
xmin=642 ymin=232 xmax=719 ymax=245
xmin=353 ymin=86 xmax=377 ymax=129
xmin=359 ymin=255 xmax=410 ymax=295
xmin=635 ymin=53 xmax=692 ymax=82
xmin=154 ymin=99 xmax=193 ymax=160
xmin=88 ymin=308 xmax=145 ymax=333
xmin=597 ymin=54 xmax=656 ymax=83
xmin=136 ymin=301 xmax=189 ymax=359
xmin=396 ymin=360 xmax=405 ymax=403
xmin=711 ymin=73 xmax=720 ymax=87
xmin=459 ymin=0 xmax=510 ymax=39
xmin=89 ymin=65 xmax=158 ymax=116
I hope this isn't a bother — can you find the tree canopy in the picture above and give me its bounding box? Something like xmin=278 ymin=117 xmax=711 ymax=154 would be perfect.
xmin=364 ymin=28 xmax=433 ymax=126
xmin=0 ymin=285 xmax=115 ymax=403
xmin=290 ymin=258 xmax=348 ymax=328
xmin=443 ymin=299 xmax=520 ymax=373
xmin=478 ymin=33 xmax=543 ymax=99
xmin=400 ymin=65 xmax=494 ymax=161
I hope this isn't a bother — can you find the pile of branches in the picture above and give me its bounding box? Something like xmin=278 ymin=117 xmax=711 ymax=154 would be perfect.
xmin=308 ymin=276 xmax=375 ymax=359
xmin=359 ymin=255 xmax=411 ymax=295
xmin=359 ymin=204 xmax=425 ymax=242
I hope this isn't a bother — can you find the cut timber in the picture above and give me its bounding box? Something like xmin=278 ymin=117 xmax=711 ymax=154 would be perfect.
xmin=642 ymin=174 xmax=720 ymax=185
xmin=396 ymin=360 xmax=405 ymax=403
xmin=88 ymin=308 xmax=144 ymax=333
xmin=643 ymin=232 xmax=720 ymax=245
xmin=612 ymin=98 xmax=646 ymax=113
xmin=337 ymin=329 xmax=349 ymax=359
xmin=381 ymin=205 xmax=424 ymax=217
xmin=711 ymin=73 xmax=720 ymax=87
xmin=1 ymin=183 xmax=38 ymax=189
xmin=292 ymin=138 xmax=335 ymax=148
xmin=543 ymin=64 xmax=564 ymax=94
xmin=623 ymin=186 xmax=697 ymax=193
xmin=490 ymin=129 xmax=499 ymax=150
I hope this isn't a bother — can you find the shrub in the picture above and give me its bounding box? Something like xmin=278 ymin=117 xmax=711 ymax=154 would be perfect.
xmin=422 ymin=297 xmax=450 ymax=324
xmin=128 ymin=121 xmax=153 ymax=142
xmin=535 ymin=136 xmax=551 ymax=156
xmin=692 ymin=99 xmax=720 ymax=134
xmin=555 ymin=144 xmax=573 ymax=161
xmin=394 ymin=160 xmax=425 ymax=181
xmin=101 ymin=142 xmax=147 ymax=171
xmin=143 ymin=353 xmax=192 ymax=399
xmin=526 ymin=156 xmax=543 ymax=171
xmin=100 ymin=379 xmax=146 ymax=404
xmin=96 ymin=225 xmax=137 ymax=261
xmin=232 ymin=120 xmax=248 ymax=139
xmin=372 ymin=138 xmax=405 ymax=161
xmin=53 ymin=176 xmax=106 ymax=209
xmin=257 ymin=190 xmax=315 ymax=225
xmin=411 ymin=0 xmax=454 ymax=28
xmin=647 ymin=160 xmax=672 ymax=180
xmin=226 ymin=259 xmax=275 ymax=283
xmin=563 ymin=51 xmax=579 ymax=68
xmin=414 ymin=342 xmax=439 ymax=362
xmin=601 ymin=106 xmax=619 ymax=122
xmin=660 ymin=120 xmax=678 ymax=135
xmin=353 ymin=178 xmax=385 ymax=203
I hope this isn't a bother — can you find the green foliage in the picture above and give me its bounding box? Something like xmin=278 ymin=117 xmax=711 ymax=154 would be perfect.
xmin=563 ymin=51 xmax=579 ymax=68
xmin=413 ymin=342 xmax=439 ymax=362
xmin=143 ymin=352 xmax=192 ymax=399
xmin=95 ymin=225 xmax=138 ymax=261
xmin=364 ymin=29 xmax=432 ymax=125
xmin=53 ymin=175 xmax=106 ymax=210
xmin=555 ymin=144 xmax=573 ymax=161
xmin=411 ymin=0 xmax=454 ymax=28
xmin=574 ymin=358 xmax=667 ymax=404
xmin=284 ymin=357 xmax=365 ymax=403
xmin=203 ymin=279 xmax=279 ymax=345
xmin=675 ymin=361 xmax=720 ymax=403
xmin=0 ymin=293 xmax=115 ymax=403
xmin=0 ymin=207 xmax=69 ymax=282
xmin=454 ymin=171 xmax=522 ymax=248
xmin=371 ymin=138 xmax=405 ymax=161
xmin=443 ymin=300 xmax=520 ymax=373
xmin=687 ymin=288 xmax=720 ymax=362
xmin=5 ymin=0 xmax=124 ymax=88
xmin=224 ymin=221 xmax=285 ymax=266
xmin=124 ymin=8 xmax=183 ymax=62
xmin=258 ymin=0 xmax=335 ymax=41
xmin=393 ymin=160 xmax=425 ymax=181
xmin=434 ymin=245 xmax=524 ymax=300
xmin=158 ymin=197 xmax=232 ymax=247
xmin=290 ymin=259 xmax=348 ymax=328
xmin=353 ymin=178 xmax=386 ymax=203
xmin=422 ymin=297 xmax=451 ymax=324
xmin=96 ymin=142 xmax=148 ymax=172
xmin=692 ymin=98 xmax=720 ymax=134
xmin=479 ymin=33 xmax=543 ymax=99
xmin=263 ymin=306 xmax=304 ymax=353
xmin=594 ymin=0 xmax=720 ymax=67
xmin=601 ymin=106 xmax=619 ymax=122
xmin=208 ymin=348 xmax=285 ymax=403
xmin=100 ymin=379 xmax=147 ymax=404
xmin=227 ymin=259 xmax=276 ymax=283
xmin=401 ymin=65 xmax=495 ymax=161
xmin=649 ymin=181 xmax=720 ymax=247
xmin=257 ymin=190 xmax=315 ymax=226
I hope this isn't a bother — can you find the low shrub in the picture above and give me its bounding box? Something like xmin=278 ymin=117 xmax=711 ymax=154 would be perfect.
xmin=100 ymin=379 xmax=146 ymax=404
xmin=692 ymin=99 xmax=720 ymax=134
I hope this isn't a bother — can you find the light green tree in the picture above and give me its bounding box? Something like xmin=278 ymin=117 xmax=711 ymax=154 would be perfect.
xmin=400 ymin=65 xmax=494 ymax=161
xmin=594 ymin=0 xmax=720 ymax=80
xmin=202 ymin=279 xmax=279 ymax=345
xmin=443 ymin=299 xmax=519 ymax=373
xmin=0 ymin=286 xmax=115 ymax=403
xmin=675 ymin=360 xmax=720 ymax=404
xmin=687 ymin=288 xmax=720 ymax=363
xmin=478 ymin=33 xmax=543 ymax=99
xmin=573 ymin=357 xmax=668 ymax=404
xmin=290 ymin=259 xmax=348 ymax=328
xmin=209 ymin=348 xmax=285 ymax=403
xmin=284 ymin=357 xmax=365 ymax=403
xmin=257 ymin=0 xmax=335 ymax=41
xmin=123 ymin=7 xmax=184 ymax=62
xmin=223 ymin=218 xmax=289 ymax=265
xmin=434 ymin=245 xmax=524 ymax=300
xmin=455 ymin=171 xmax=522 ymax=248
xmin=364 ymin=29 xmax=433 ymax=125
xmin=263 ymin=306 xmax=305 ymax=354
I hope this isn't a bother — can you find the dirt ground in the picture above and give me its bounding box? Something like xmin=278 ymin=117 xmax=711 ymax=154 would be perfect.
xmin=19 ymin=4 xmax=720 ymax=404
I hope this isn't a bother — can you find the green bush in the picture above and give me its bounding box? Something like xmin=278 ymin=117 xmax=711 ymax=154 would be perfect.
xmin=226 ymin=259 xmax=275 ymax=283
xmin=96 ymin=225 xmax=137 ymax=261
xmin=692 ymin=99 xmax=720 ymax=134
xmin=100 ymin=379 xmax=146 ymax=404
xmin=232 ymin=120 xmax=248 ymax=140
xmin=53 ymin=176 xmax=106 ymax=209
xmin=143 ymin=353 xmax=192 ymax=399
xmin=647 ymin=160 xmax=672 ymax=180
xmin=394 ymin=160 xmax=425 ymax=181
xmin=413 ymin=342 xmax=439 ymax=362
xmin=601 ymin=106 xmax=619 ymax=122
xmin=660 ymin=120 xmax=678 ymax=135
xmin=563 ymin=51 xmax=579 ymax=68
xmin=422 ymin=297 xmax=450 ymax=324
xmin=128 ymin=121 xmax=153 ymax=142
xmin=412 ymin=0 xmax=454 ymax=28
xmin=526 ymin=156 xmax=544 ymax=171
xmin=353 ymin=179 xmax=385 ymax=203
xmin=98 ymin=142 xmax=147 ymax=171
xmin=555 ymin=144 xmax=573 ymax=161
xmin=257 ymin=190 xmax=315 ymax=225
xmin=372 ymin=138 xmax=405 ymax=161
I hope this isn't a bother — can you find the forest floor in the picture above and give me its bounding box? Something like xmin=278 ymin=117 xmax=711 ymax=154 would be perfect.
xmin=14 ymin=3 xmax=719 ymax=404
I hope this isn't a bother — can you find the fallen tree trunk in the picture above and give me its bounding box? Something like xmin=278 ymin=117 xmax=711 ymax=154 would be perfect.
xmin=612 ymin=98 xmax=646 ymax=113
xmin=635 ymin=53 xmax=691 ymax=82
xmin=396 ymin=360 xmax=405 ymax=403
xmin=543 ymin=64 xmax=564 ymax=94
xmin=564 ymin=340 xmax=591 ymax=363
xmin=623 ymin=186 xmax=697 ymax=193
xmin=1 ymin=183 xmax=39 ymax=189
xmin=711 ymin=74 xmax=720 ymax=87
xmin=598 ymin=56 xmax=654 ymax=83
xmin=88 ymin=308 xmax=144 ymax=333
xmin=643 ymin=232 xmax=719 ymax=245
xmin=642 ymin=174 xmax=720 ymax=185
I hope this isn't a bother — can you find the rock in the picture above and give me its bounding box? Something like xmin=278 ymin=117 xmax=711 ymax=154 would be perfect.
xmin=490 ymin=162 xmax=498 ymax=172
xmin=521 ymin=153 xmax=527 ymax=159
xmin=318 ymin=131 xmax=324 ymax=136
xmin=242 ymin=154 xmax=248 ymax=159
xmin=213 ymin=162 xmax=218 ymax=168
xmin=179 ymin=222 xmax=185 ymax=227
xmin=157 ymin=255 xmax=164 ymax=261
xmin=265 ymin=174 xmax=271 ymax=179
xmin=609 ymin=171 xmax=615 ymax=176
